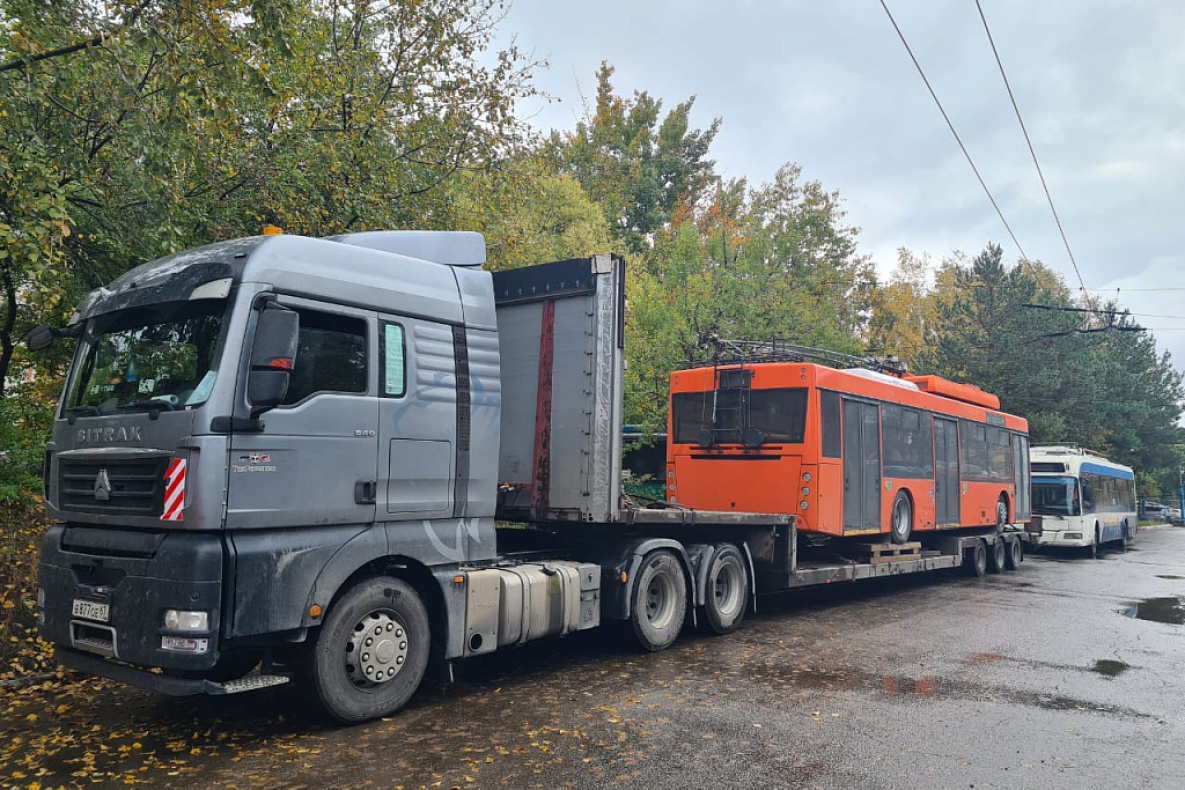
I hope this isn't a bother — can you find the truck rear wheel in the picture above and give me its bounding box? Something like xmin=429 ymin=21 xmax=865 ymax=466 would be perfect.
xmin=630 ymin=550 xmax=687 ymax=651
xmin=964 ymin=540 xmax=987 ymax=577
xmin=701 ymin=545 xmax=748 ymax=635
xmin=309 ymin=576 xmax=430 ymax=724
xmin=987 ymin=537 xmax=1006 ymax=573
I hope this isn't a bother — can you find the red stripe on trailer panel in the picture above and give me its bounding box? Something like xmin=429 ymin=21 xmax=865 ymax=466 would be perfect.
xmin=530 ymin=299 xmax=555 ymax=520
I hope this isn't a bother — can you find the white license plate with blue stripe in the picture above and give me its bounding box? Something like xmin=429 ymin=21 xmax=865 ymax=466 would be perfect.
xmin=72 ymin=599 xmax=110 ymax=623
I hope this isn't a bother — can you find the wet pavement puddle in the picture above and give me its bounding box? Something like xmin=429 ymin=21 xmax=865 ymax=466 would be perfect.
xmin=1092 ymin=659 xmax=1130 ymax=678
xmin=1122 ymin=596 xmax=1185 ymax=624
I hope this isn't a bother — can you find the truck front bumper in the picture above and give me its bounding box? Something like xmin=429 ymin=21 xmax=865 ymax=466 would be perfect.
xmin=38 ymin=524 xmax=225 ymax=673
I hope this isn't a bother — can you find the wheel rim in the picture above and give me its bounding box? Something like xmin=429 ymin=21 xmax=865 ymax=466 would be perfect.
xmin=711 ymin=559 xmax=745 ymax=620
xmin=345 ymin=610 xmax=409 ymax=688
xmin=645 ymin=568 xmax=679 ymax=631
xmin=997 ymin=500 xmax=1008 ymax=526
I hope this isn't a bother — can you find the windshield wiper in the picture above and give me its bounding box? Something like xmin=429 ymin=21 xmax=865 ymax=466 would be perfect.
xmin=66 ymin=405 xmax=102 ymax=423
xmin=116 ymin=400 xmax=177 ymax=419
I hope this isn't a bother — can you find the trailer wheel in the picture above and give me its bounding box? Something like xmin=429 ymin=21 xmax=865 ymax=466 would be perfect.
xmin=1004 ymin=537 xmax=1023 ymax=570
xmin=701 ymin=545 xmax=748 ymax=635
xmin=964 ymin=540 xmax=987 ymax=577
xmin=630 ymin=550 xmax=688 ymax=651
xmin=309 ymin=576 xmax=430 ymax=724
xmin=890 ymin=492 xmax=913 ymax=544
xmin=987 ymin=537 xmax=1006 ymax=573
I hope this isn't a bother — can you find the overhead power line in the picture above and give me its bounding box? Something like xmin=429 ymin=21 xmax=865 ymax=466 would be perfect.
xmin=878 ymin=0 xmax=1032 ymax=268
xmin=974 ymin=0 xmax=1090 ymax=304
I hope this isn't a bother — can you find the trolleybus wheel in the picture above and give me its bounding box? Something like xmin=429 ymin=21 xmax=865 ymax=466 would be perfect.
xmin=890 ymin=492 xmax=913 ymax=545
xmin=630 ymin=550 xmax=688 ymax=652
xmin=1088 ymin=525 xmax=1101 ymax=559
xmin=701 ymin=545 xmax=748 ymax=635
xmin=1004 ymin=537 xmax=1023 ymax=570
xmin=964 ymin=540 xmax=988 ymax=577
xmin=309 ymin=576 xmax=430 ymax=724
xmin=996 ymin=496 xmax=1009 ymax=528
xmin=987 ymin=537 xmax=1006 ymax=573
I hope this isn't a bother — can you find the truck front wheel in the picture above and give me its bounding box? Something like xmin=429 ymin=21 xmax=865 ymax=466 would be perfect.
xmin=309 ymin=576 xmax=430 ymax=724
xmin=629 ymin=550 xmax=688 ymax=651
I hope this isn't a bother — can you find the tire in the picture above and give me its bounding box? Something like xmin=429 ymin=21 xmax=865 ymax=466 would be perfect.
xmin=987 ymin=537 xmax=1006 ymax=573
xmin=309 ymin=576 xmax=430 ymax=724
xmin=1088 ymin=525 xmax=1101 ymax=559
xmin=629 ymin=550 xmax=688 ymax=651
xmin=701 ymin=545 xmax=748 ymax=635
xmin=964 ymin=540 xmax=987 ymax=577
xmin=1004 ymin=537 xmax=1023 ymax=570
xmin=890 ymin=492 xmax=913 ymax=545
xmin=996 ymin=496 xmax=1009 ymax=528
xmin=1123 ymin=521 xmax=1135 ymax=550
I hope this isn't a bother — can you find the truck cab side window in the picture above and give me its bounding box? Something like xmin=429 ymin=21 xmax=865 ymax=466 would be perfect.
xmin=383 ymin=323 xmax=406 ymax=397
xmin=282 ymin=309 xmax=367 ymax=405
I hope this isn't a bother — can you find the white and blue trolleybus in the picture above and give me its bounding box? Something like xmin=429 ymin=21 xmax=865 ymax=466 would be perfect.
xmin=1028 ymin=445 xmax=1137 ymax=557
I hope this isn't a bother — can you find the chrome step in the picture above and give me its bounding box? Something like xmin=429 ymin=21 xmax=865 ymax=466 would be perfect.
xmin=210 ymin=673 xmax=291 ymax=695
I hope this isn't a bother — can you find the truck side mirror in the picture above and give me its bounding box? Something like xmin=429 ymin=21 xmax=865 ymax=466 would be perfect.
xmin=247 ymin=304 xmax=299 ymax=416
xmin=26 ymin=324 xmax=57 ymax=351
xmin=25 ymin=323 xmax=79 ymax=351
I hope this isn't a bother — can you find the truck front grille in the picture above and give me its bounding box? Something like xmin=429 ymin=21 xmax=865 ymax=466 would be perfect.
xmin=60 ymin=457 xmax=169 ymax=517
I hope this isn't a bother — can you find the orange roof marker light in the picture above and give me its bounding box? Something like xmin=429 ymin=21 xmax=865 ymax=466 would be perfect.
xmin=262 ymin=225 xmax=284 ymax=236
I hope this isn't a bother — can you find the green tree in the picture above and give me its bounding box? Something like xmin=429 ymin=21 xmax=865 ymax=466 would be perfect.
xmin=920 ymin=243 xmax=1184 ymax=474
xmin=0 ymin=0 xmax=538 ymax=393
xmin=547 ymin=62 xmax=719 ymax=253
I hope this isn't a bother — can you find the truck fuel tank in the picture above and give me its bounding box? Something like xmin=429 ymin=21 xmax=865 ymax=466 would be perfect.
xmin=463 ymin=562 xmax=600 ymax=657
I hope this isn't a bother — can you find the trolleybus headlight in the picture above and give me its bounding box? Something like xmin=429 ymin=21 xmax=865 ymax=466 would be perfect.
xmin=802 ymin=487 xmax=810 ymax=496
xmin=1064 ymin=532 xmax=1082 ymax=540
xmin=802 ymin=472 xmax=812 ymax=483
xmin=163 ymin=609 xmax=209 ymax=632
xmin=800 ymin=501 xmax=809 ymax=510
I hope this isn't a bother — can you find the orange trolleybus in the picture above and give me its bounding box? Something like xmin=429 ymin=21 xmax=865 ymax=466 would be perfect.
xmin=665 ymin=342 xmax=1032 ymax=544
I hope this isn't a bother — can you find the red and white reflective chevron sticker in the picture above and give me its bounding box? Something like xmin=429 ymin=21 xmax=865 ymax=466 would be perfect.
xmin=162 ymin=458 xmax=187 ymax=522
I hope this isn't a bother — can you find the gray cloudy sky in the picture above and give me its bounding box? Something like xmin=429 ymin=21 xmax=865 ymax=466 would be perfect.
xmin=493 ymin=0 xmax=1185 ymax=373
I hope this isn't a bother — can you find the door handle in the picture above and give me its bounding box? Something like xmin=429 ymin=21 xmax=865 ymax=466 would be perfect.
xmin=354 ymin=480 xmax=377 ymax=505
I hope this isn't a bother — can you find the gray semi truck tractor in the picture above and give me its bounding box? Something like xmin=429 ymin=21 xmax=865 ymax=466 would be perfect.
xmin=29 ymin=230 xmax=1023 ymax=723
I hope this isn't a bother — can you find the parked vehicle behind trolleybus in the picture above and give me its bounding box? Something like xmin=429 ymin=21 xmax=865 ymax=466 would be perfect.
xmin=1028 ymin=445 xmax=1136 ymax=557
xmin=665 ymin=342 xmax=1032 ymax=551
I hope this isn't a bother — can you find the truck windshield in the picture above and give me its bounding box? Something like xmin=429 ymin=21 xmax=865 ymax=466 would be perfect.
xmin=64 ymin=300 xmax=229 ymax=416
xmin=1032 ymin=476 xmax=1079 ymax=516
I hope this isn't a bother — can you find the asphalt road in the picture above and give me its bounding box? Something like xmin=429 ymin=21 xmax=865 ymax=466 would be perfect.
xmin=4 ymin=527 xmax=1184 ymax=790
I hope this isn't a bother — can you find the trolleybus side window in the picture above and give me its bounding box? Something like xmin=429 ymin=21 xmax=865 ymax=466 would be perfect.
xmin=820 ymin=390 xmax=842 ymax=458
xmin=881 ymin=403 xmax=933 ymax=478
xmin=960 ymin=422 xmax=989 ymax=478
xmin=987 ymin=426 xmax=1013 ymax=481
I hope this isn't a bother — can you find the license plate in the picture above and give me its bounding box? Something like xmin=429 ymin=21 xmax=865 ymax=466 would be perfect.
xmin=72 ymin=599 xmax=110 ymax=623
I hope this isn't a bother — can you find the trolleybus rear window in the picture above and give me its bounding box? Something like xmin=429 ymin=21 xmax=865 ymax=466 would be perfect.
xmin=672 ymin=388 xmax=807 ymax=445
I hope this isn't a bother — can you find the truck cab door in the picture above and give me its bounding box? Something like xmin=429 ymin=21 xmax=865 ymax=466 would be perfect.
xmin=375 ymin=315 xmax=458 ymax=521
xmin=226 ymin=298 xmax=379 ymax=529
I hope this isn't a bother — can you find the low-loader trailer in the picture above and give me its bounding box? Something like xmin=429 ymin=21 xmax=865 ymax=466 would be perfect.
xmin=31 ymin=231 xmax=1025 ymax=723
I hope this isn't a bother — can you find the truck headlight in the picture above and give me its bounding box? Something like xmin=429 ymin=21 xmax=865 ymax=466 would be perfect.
xmin=163 ymin=609 xmax=209 ymax=632
xmin=161 ymin=636 xmax=209 ymax=654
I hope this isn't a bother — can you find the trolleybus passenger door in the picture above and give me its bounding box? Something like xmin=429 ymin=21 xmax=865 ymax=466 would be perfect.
xmin=843 ymin=400 xmax=881 ymax=532
xmin=934 ymin=417 xmax=960 ymax=526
